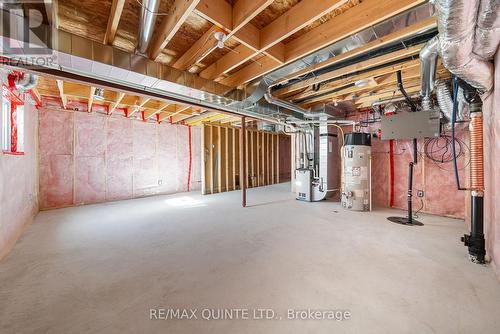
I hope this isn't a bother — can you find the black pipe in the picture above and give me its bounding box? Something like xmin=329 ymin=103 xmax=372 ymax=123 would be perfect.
xmin=396 ymin=70 xmax=418 ymax=112
xmin=451 ymin=76 xmax=466 ymax=190
xmin=413 ymin=138 xmax=418 ymax=164
xmin=456 ymin=79 xmax=485 ymax=264
xmin=462 ymin=193 xmax=486 ymax=263
xmin=407 ymin=162 xmax=414 ymax=224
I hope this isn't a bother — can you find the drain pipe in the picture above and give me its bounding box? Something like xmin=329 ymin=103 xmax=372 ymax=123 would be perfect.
xmin=137 ymin=0 xmax=160 ymax=55
xmin=434 ymin=0 xmax=494 ymax=263
xmin=459 ymin=80 xmax=486 ymax=263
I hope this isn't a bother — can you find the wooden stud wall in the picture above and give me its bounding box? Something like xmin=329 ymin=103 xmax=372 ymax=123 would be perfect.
xmin=202 ymin=124 xmax=286 ymax=195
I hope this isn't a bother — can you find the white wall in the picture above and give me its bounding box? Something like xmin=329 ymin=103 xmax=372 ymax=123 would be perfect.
xmin=0 ymin=94 xmax=39 ymax=260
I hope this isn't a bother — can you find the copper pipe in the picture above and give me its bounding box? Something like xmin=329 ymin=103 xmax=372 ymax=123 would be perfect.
xmin=469 ymin=113 xmax=484 ymax=191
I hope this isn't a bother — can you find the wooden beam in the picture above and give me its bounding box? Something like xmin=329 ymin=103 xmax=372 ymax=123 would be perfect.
xmin=171 ymin=113 xmax=194 ymax=124
xmin=202 ymin=0 xmax=347 ymax=81
xmin=260 ymin=0 xmax=348 ymax=50
xmin=232 ymin=0 xmax=273 ymax=32
xmin=88 ymin=87 xmax=96 ymax=113
xmin=184 ymin=111 xmax=219 ymax=125
xmin=55 ymin=79 xmax=67 ymax=108
xmin=44 ymin=0 xmax=59 ymax=29
xmin=169 ymin=105 xmax=192 ymax=117
xmin=108 ymin=92 xmax=125 ymax=115
xmin=173 ymin=26 xmax=219 ymax=70
xmin=196 ymin=0 xmax=283 ymax=79
xmin=143 ymin=102 xmax=170 ymax=119
xmin=219 ymin=56 xmax=281 ymax=87
xmin=221 ymin=0 xmax=427 ymax=87
xmin=104 ymin=0 xmax=125 ymax=45
xmin=149 ymin=0 xmax=201 ymax=60
xmin=195 ymin=0 xmax=232 ymax=31
xmin=285 ymin=59 xmax=421 ymax=100
xmin=285 ymin=0 xmax=426 ymax=63
xmin=301 ymin=74 xmax=424 ymax=107
xmin=201 ymin=44 xmax=255 ymax=80
xmin=127 ymin=96 xmax=150 ymax=118
xmin=274 ymin=16 xmax=437 ymax=87
xmin=288 ymin=58 xmax=423 ymax=102
xmin=157 ymin=111 xmax=173 ymax=123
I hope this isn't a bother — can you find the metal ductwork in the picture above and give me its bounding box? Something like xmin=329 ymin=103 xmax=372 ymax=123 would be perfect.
xmin=264 ymin=93 xmax=317 ymax=119
xmin=475 ymin=0 xmax=500 ymax=60
xmin=434 ymin=0 xmax=494 ymax=94
xmin=435 ymin=80 xmax=454 ymax=122
xmin=137 ymin=0 xmax=160 ymax=55
xmin=419 ymin=35 xmax=439 ymax=111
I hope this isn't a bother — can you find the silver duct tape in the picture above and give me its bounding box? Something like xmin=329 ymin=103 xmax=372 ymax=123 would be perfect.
xmin=474 ymin=0 xmax=500 ymax=60
xmin=435 ymin=0 xmax=493 ymax=93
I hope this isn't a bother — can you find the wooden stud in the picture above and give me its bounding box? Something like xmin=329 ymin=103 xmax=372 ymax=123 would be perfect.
xmin=235 ymin=128 xmax=240 ymax=190
xmin=44 ymin=0 xmax=59 ymax=29
xmin=55 ymin=79 xmax=67 ymax=109
xmin=277 ymin=134 xmax=280 ymax=184
xmin=209 ymin=125 xmax=215 ymax=194
xmin=271 ymin=134 xmax=274 ymax=184
xmin=108 ymin=92 xmax=125 ymax=115
xmin=201 ymin=124 xmax=207 ymax=194
xmin=232 ymin=128 xmax=237 ymax=190
xmin=240 ymin=118 xmax=247 ymax=207
xmin=88 ymin=87 xmax=96 ymax=113
xmin=226 ymin=127 xmax=232 ymax=191
xmin=143 ymin=102 xmax=170 ymax=119
xmin=249 ymin=131 xmax=254 ymax=187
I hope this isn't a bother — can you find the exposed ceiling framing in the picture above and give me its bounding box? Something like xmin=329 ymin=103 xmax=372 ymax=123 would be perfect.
xmin=22 ymin=0 xmax=446 ymax=121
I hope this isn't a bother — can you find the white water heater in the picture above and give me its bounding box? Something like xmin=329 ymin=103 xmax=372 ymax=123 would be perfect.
xmin=342 ymin=133 xmax=372 ymax=211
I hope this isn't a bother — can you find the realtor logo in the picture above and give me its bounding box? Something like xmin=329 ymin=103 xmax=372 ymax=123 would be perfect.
xmin=0 ymin=0 xmax=57 ymax=67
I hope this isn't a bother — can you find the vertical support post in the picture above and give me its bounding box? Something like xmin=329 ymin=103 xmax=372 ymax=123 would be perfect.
xmin=290 ymin=133 xmax=296 ymax=193
xmin=240 ymin=117 xmax=247 ymax=207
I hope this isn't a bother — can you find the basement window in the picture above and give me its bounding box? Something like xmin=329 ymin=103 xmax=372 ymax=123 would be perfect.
xmin=1 ymin=86 xmax=25 ymax=155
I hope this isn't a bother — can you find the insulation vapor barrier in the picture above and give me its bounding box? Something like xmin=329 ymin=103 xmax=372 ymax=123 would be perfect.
xmin=434 ymin=0 xmax=497 ymax=93
xmin=38 ymin=109 xmax=201 ymax=209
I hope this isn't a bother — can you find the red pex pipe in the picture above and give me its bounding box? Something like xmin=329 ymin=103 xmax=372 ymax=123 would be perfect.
xmin=187 ymin=125 xmax=192 ymax=192
xmin=389 ymin=139 xmax=395 ymax=207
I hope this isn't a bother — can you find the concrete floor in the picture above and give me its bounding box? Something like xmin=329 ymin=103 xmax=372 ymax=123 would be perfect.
xmin=1 ymin=183 xmax=500 ymax=334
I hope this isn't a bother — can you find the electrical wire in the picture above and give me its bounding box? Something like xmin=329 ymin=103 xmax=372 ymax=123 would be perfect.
xmin=413 ymin=198 xmax=424 ymax=219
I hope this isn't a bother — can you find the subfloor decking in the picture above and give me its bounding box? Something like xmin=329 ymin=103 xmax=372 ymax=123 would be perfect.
xmin=1 ymin=183 xmax=500 ymax=333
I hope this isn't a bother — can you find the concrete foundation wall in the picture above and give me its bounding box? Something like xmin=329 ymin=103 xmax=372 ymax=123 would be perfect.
xmin=0 ymin=100 xmax=39 ymax=260
xmin=39 ymin=109 xmax=201 ymax=209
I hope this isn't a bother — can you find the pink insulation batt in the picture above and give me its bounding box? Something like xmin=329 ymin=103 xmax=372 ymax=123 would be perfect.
xmin=38 ymin=109 xmax=200 ymax=209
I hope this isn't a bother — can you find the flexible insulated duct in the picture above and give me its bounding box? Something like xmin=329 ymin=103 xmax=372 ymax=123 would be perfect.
xmin=434 ymin=0 xmax=494 ymax=94
xmin=435 ymin=80 xmax=453 ymax=122
xmin=475 ymin=0 xmax=500 ymax=60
